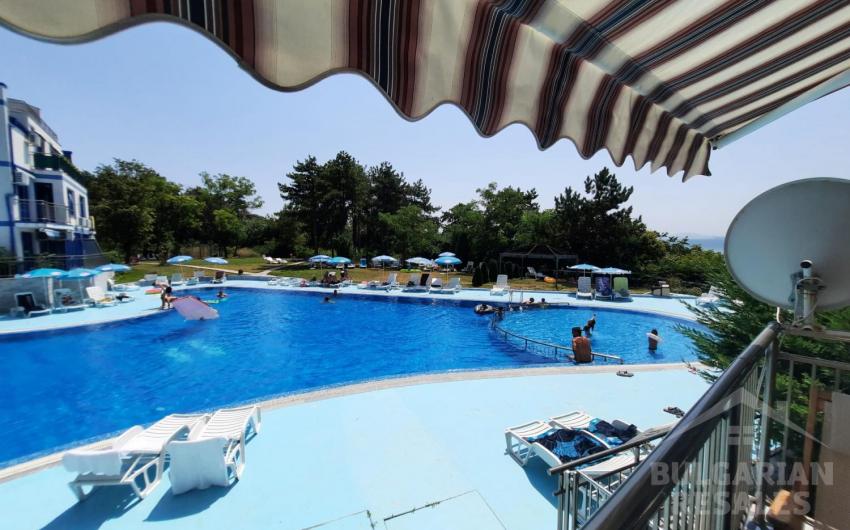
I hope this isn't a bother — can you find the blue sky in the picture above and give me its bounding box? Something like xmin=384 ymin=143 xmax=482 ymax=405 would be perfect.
xmin=1 ymin=22 xmax=848 ymax=237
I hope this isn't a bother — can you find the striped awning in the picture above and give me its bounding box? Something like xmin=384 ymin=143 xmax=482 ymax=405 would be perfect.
xmin=3 ymin=1 xmax=849 ymax=180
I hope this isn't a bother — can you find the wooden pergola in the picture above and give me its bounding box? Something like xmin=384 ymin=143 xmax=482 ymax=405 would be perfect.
xmin=498 ymin=244 xmax=577 ymax=277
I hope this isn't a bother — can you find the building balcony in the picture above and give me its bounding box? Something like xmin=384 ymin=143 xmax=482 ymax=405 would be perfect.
xmin=32 ymin=152 xmax=86 ymax=183
xmin=11 ymin=197 xmax=94 ymax=230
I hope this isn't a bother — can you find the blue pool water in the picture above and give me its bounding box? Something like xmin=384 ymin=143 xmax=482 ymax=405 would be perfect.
xmin=497 ymin=306 xmax=700 ymax=364
xmin=0 ymin=289 xmax=701 ymax=465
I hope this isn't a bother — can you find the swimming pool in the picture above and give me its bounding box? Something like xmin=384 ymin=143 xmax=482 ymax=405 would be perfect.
xmin=496 ymin=306 xmax=700 ymax=364
xmin=0 ymin=288 xmax=702 ymax=466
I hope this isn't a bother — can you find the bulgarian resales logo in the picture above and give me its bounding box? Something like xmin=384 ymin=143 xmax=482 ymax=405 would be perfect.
xmin=648 ymin=386 xmax=833 ymax=518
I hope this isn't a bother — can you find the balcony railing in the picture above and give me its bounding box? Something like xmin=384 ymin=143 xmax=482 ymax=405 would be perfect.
xmin=32 ymin=152 xmax=86 ymax=182
xmin=558 ymin=321 xmax=850 ymax=530
xmin=11 ymin=197 xmax=94 ymax=229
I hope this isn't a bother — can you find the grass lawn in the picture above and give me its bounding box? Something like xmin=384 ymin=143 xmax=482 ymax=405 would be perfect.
xmin=114 ymin=260 xmax=650 ymax=293
xmin=114 ymin=257 xmax=278 ymax=283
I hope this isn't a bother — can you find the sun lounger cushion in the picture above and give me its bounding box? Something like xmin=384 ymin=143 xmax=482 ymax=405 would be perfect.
xmin=167 ymin=437 xmax=229 ymax=494
xmin=535 ymin=429 xmax=606 ymax=462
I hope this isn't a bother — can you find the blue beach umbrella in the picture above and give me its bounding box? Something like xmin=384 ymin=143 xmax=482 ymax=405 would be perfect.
xmin=95 ymin=263 xmax=131 ymax=273
xmin=569 ymin=263 xmax=600 ymax=278
xmin=204 ymin=257 xmax=229 ymax=265
xmin=65 ymin=268 xmax=99 ymax=279
xmin=438 ymin=251 xmax=456 ymax=257
xmin=309 ymin=255 xmax=331 ymax=263
xmin=371 ymin=255 xmax=397 ymax=264
xmin=167 ymin=255 xmax=193 ymax=264
xmin=597 ymin=266 xmax=631 ymax=275
xmin=328 ymin=256 xmax=352 ymax=266
xmin=434 ymin=256 xmax=461 ymax=266
xmin=22 ymin=268 xmax=67 ymax=278
xmin=435 ymin=256 xmax=462 ymax=280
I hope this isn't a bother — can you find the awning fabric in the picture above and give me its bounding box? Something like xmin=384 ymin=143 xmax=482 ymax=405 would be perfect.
xmin=3 ymin=1 xmax=849 ymax=180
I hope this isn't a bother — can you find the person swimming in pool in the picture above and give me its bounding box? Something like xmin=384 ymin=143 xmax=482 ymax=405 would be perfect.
xmin=587 ymin=313 xmax=596 ymax=331
xmin=217 ymin=289 xmax=228 ymax=299
xmin=322 ymin=296 xmax=335 ymax=304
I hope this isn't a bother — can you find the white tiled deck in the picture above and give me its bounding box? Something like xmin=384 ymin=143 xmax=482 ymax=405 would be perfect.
xmin=0 ymin=279 xmax=698 ymax=335
xmin=0 ymin=366 xmax=708 ymax=530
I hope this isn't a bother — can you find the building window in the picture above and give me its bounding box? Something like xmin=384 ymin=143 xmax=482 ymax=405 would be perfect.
xmin=79 ymin=196 xmax=87 ymax=218
xmin=67 ymin=189 xmax=75 ymax=216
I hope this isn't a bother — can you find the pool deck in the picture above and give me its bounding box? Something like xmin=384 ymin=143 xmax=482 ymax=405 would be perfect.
xmin=0 ymin=366 xmax=708 ymax=530
xmin=0 ymin=279 xmax=699 ymax=335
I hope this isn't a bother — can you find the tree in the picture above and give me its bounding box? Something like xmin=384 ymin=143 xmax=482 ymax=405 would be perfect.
xmin=86 ymin=159 xmax=200 ymax=262
xmin=211 ymin=209 xmax=244 ymax=256
xmin=187 ymin=172 xmax=263 ymax=255
xmin=441 ymin=202 xmax=485 ymax=262
xmin=551 ymin=167 xmax=660 ymax=273
xmin=321 ymin=151 xmax=368 ymax=255
xmin=378 ymin=205 xmax=439 ymax=258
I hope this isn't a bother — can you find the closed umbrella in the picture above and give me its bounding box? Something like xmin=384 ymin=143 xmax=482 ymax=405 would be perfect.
xmin=204 ymin=257 xmax=229 ymax=265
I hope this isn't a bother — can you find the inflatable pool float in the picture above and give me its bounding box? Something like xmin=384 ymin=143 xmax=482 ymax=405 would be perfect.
xmin=173 ymin=297 xmax=219 ymax=320
xmin=544 ymin=276 xmax=556 ymax=283
xmin=145 ymin=288 xmax=162 ymax=295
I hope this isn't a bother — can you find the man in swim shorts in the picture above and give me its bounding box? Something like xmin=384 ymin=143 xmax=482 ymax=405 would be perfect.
xmin=571 ymin=327 xmax=592 ymax=363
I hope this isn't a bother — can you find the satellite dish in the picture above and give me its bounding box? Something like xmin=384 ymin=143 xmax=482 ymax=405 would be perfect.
xmin=725 ymin=178 xmax=850 ymax=311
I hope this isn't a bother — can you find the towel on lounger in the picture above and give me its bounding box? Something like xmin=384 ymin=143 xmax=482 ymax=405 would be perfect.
xmin=536 ymin=429 xmax=605 ymax=462
xmin=63 ymin=449 xmax=124 ymax=476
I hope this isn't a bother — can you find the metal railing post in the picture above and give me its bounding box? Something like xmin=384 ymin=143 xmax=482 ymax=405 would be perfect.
xmin=753 ymin=338 xmax=778 ymax=523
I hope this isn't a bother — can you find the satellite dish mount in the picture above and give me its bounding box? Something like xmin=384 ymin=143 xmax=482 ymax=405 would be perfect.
xmin=725 ymin=178 xmax=850 ymax=342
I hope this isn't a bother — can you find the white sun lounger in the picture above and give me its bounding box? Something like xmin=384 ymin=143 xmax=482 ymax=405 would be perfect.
xmin=697 ymin=286 xmax=721 ymax=306
xmin=14 ymin=292 xmax=51 ymax=317
xmin=429 ymin=277 xmax=443 ymax=292
xmin=383 ymin=272 xmax=399 ymax=290
xmin=86 ymin=286 xmax=117 ymax=307
xmin=167 ymin=406 xmax=262 ymax=494
xmin=576 ymin=276 xmax=594 ymax=299
xmin=442 ymin=277 xmax=462 ymax=294
xmin=403 ymin=273 xmax=421 ymax=291
xmin=170 ymin=273 xmax=185 ymax=286
xmin=53 ymin=288 xmax=87 ymax=312
xmin=490 ymin=274 xmax=509 ymax=295
xmin=63 ymin=413 xmax=207 ymax=501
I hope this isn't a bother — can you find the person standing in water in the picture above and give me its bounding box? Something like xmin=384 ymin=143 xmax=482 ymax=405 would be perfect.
xmin=571 ymin=327 xmax=592 ymax=363
xmin=648 ymin=328 xmax=661 ymax=351
xmin=587 ymin=313 xmax=597 ymax=332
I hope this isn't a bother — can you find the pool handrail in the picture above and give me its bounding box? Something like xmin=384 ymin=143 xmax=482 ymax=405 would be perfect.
xmin=491 ymin=319 xmax=624 ymax=364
